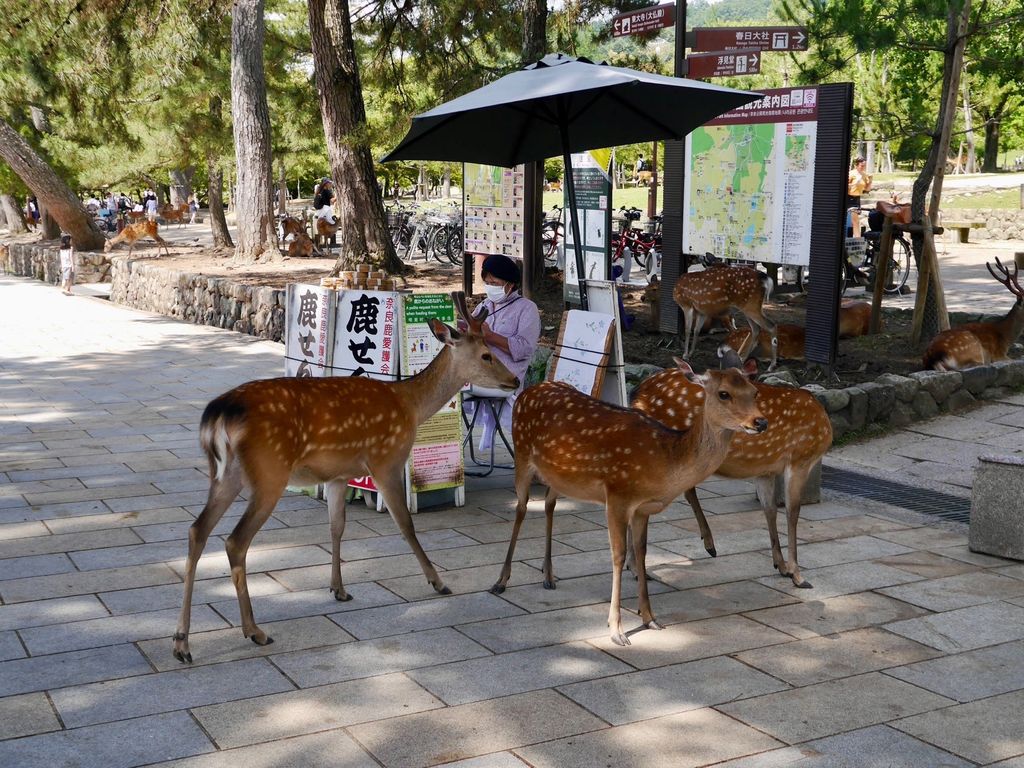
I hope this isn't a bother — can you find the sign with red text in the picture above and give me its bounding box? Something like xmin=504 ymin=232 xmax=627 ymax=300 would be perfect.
xmin=686 ymin=49 xmax=761 ymax=78
xmin=692 ymin=26 xmax=808 ymax=52
xmin=611 ymin=4 xmax=674 ymax=37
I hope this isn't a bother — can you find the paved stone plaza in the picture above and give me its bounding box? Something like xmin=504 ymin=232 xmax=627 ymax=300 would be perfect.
xmin=1 ymin=273 xmax=1023 ymax=767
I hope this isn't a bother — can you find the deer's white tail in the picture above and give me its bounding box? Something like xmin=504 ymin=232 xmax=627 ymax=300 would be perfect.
xmin=199 ymin=404 xmax=236 ymax=482
xmin=760 ymin=273 xmax=774 ymax=302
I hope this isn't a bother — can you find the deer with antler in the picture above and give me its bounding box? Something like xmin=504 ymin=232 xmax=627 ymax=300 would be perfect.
xmin=923 ymin=258 xmax=1024 ymax=370
xmin=673 ymin=264 xmax=777 ymax=362
xmin=490 ymin=356 xmax=766 ymax=646
xmin=172 ymin=293 xmax=518 ymax=662
xmin=104 ymin=220 xmax=171 ymax=258
xmin=631 ymin=351 xmax=832 ymax=589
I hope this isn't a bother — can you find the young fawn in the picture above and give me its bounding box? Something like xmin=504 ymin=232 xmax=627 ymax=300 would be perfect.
xmin=725 ymin=323 xmax=805 ymax=368
xmin=491 ymin=362 xmax=766 ymax=646
xmin=923 ymin=258 xmax=1024 ymax=370
xmin=104 ymin=220 xmax=171 ymax=258
xmin=673 ymin=265 xmax=776 ymax=361
xmin=839 ymin=300 xmax=873 ymax=338
xmin=631 ymin=353 xmax=832 ymax=588
xmin=173 ymin=293 xmax=518 ymax=663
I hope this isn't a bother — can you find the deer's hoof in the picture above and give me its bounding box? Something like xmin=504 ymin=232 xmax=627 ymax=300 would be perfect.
xmin=794 ymin=579 xmax=813 ymax=589
xmin=489 ymin=583 xmax=506 ymax=595
xmin=437 ymin=585 xmax=452 ymax=595
xmin=706 ymin=546 xmax=718 ymax=557
xmin=610 ymin=632 xmax=631 ymax=647
xmin=172 ymin=648 xmax=192 ymax=664
xmin=646 ymin=619 xmax=664 ymax=631
xmin=248 ymin=633 xmax=274 ymax=647
xmin=331 ymin=588 xmax=353 ymax=602
xmin=543 ymin=579 xmax=556 ymax=590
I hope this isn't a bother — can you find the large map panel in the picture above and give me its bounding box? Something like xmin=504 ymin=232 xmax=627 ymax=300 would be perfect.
xmin=684 ymin=87 xmax=819 ymax=267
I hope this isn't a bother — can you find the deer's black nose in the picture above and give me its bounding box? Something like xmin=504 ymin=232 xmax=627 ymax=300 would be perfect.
xmin=754 ymin=417 xmax=768 ymax=433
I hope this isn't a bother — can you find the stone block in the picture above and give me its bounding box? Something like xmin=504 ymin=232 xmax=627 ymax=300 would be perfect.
xmin=829 ymin=412 xmax=851 ymax=440
xmin=945 ymin=388 xmax=976 ymax=412
xmin=910 ymin=369 xmax=963 ymax=403
xmin=993 ymin=359 xmax=1024 ymax=388
xmin=889 ymin=401 xmax=914 ymax=427
xmin=961 ymin=365 xmax=998 ymax=395
xmin=876 ymin=373 xmax=919 ymax=402
xmin=912 ymin=390 xmax=939 ymax=419
xmin=846 ymin=387 xmax=868 ymax=430
xmin=970 ymin=455 xmax=1024 ymax=561
xmin=859 ymin=381 xmax=895 ymax=424
xmin=812 ymin=386 xmax=849 ymax=413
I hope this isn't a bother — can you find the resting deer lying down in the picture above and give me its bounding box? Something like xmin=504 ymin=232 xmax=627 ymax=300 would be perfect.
xmin=172 ymin=293 xmax=518 ymax=663
xmin=491 ymin=355 xmax=765 ymax=645
xmin=632 ymin=352 xmax=833 ymax=588
xmin=923 ymin=258 xmax=1024 ymax=370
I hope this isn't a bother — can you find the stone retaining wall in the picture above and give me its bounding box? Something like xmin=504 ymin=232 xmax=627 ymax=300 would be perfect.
xmin=939 ymin=207 xmax=1024 ymax=241
xmin=108 ymin=256 xmax=286 ymax=340
xmin=2 ymin=241 xmax=111 ymax=284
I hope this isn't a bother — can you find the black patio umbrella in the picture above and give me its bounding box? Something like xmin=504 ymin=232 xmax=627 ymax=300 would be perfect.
xmin=382 ymin=53 xmax=761 ymax=308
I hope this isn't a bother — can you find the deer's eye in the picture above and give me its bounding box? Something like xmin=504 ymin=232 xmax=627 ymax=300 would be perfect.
xmin=718 ymin=391 xmax=731 ymax=401
xmin=482 ymin=353 xmax=493 ymax=362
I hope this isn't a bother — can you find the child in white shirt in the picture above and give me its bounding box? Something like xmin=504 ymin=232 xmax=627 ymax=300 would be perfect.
xmin=58 ymin=234 xmax=75 ymax=295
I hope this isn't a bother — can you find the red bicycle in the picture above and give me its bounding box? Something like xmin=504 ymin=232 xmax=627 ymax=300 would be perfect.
xmin=611 ymin=207 xmax=661 ymax=280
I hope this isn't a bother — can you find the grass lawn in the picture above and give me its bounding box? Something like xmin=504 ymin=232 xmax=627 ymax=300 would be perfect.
xmin=944 ymin=188 xmax=1022 ymax=209
xmin=542 ymin=185 xmax=663 ymax=216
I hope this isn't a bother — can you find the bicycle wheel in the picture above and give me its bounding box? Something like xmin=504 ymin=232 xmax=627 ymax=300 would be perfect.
xmin=884 ymin=237 xmax=912 ymax=293
xmin=429 ymin=227 xmax=448 ymax=263
xmin=446 ymin=226 xmax=463 ymax=266
xmin=799 ymin=259 xmax=848 ymax=296
xmin=542 ymin=232 xmax=559 ymax=266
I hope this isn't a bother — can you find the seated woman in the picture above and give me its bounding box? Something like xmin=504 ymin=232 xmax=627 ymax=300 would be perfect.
xmin=469 ymin=254 xmax=541 ymax=450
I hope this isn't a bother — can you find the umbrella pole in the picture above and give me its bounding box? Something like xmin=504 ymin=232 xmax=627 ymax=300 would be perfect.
xmin=561 ymin=145 xmax=588 ymax=311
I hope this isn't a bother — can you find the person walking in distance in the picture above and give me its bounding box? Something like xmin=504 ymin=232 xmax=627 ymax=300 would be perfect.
xmin=847 ymin=156 xmax=872 ymax=237
xmin=314 ymin=177 xmax=336 ymax=225
xmin=58 ymin=234 xmax=75 ymax=295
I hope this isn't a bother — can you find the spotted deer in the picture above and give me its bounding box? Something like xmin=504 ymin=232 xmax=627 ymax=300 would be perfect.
xmin=631 ymin=353 xmax=832 ymax=588
xmin=490 ymin=362 xmax=766 ymax=646
xmin=673 ymin=265 xmax=776 ymax=360
xmin=923 ymin=258 xmax=1024 ymax=370
xmin=172 ymin=293 xmax=518 ymax=662
xmin=104 ymin=220 xmax=171 ymax=258
xmin=725 ymin=323 xmax=805 ymax=369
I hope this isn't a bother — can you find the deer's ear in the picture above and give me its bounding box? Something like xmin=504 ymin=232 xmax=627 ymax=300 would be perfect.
xmin=428 ymin=319 xmax=461 ymax=346
xmin=672 ymin=357 xmax=692 ymax=371
xmin=743 ymin=358 xmax=759 ymax=377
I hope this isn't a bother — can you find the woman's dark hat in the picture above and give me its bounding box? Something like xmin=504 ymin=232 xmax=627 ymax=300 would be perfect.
xmin=481 ymin=254 xmax=520 ymax=284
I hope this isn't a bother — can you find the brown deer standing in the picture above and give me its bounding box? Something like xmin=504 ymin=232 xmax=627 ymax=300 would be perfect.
xmin=159 ymin=203 xmax=189 ymax=227
xmin=673 ymin=265 xmax=776 ymax=361
xmin=644 ymin=275 xmax=733 ymax=334
xmin=631 ymin=354 xmax=832 ymax=588
xmin=725 ymin=323 xmax=805 ymax=368
xmin=923 ymin=258 xmax=1024 ymax=370
xmin=490 ymin=361 xmax=766 ymax=645
xmin=173 ymin=293 xmax=518 ymax=662
xmin=104 ymin=221 xmax=171 ymax=258
xmin=316 ymin=217 xmax=340 ymax=251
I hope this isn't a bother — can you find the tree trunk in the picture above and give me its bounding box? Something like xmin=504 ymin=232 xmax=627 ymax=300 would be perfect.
xmin=0 ymin=119 xmax=104 ymax=249
xmin=0 ymin=193 xmax=26 ymax=233
xmin=522 ymin=0 xmax=547 ymax=63
xmin=962 ymin=74 xmax=977 ymax=174
xmin=307 ymin=0 xmax=403 ymax=275
xmin=277 ymin=157 xmax=288 ymax=216
xmin=231 ymin=0 xmax=279 ymax=262
xmin=442 ymin=165 xmax=451 ymax=199
xmin=40 ymin=206 xmax=60 ymax=239
xmin=909 ymin=0 xmax=968 ymax=343
xmin=983 ymin=118 xmax=1000 ymax=172
xmin=169 ymin=167 xmax=195 ymax=207
xmin=207 ymin=157 xmax=234 ymax=249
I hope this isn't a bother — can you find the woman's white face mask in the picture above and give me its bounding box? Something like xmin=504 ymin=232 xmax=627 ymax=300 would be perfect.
xmin=484 ymin=283 xmax=508 ymax=301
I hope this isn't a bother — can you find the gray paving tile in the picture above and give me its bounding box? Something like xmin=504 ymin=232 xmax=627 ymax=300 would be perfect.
xmin=874 ymin=550 xmax=981 ymax=579
xmin=0 ymin=643 xmax=153 ymax=697
xmin=51 ymin=657 xmax=295 ymax=728
xmin=333 ymin=591 xmax=525 ymax=640
xmin=879 ymin=570 xmax=1024 ymax=612
xmin=0 ymin=562 xmax=181 ymax=603
xmin=523 ymin=548 xmax=637 ymax=580
xmin=20 ymin=605 xmax=228 ymax=655
xmin=735 ymin=627 xmax=942 ymax=686
xmin=408 ymin=640 xmax=631 ymax=705
xmin=893 ymin=689 xmax=1024 ymax=765
xmin=554 ymin=520 xmax=681 ymax=552
xmin=874 ymin=526 xmax=968 ymax=550
xmin=561 ymin=654 xmax=788 ymax=725
xmin=886 ymin=639 xmax=1024 ymax=702
xmin=497 ymin=571 xmax=674 ymax=613
xmin=22 ymin=482 xmax=163 ymax=506
xmin=0 ymin=711 xmax=215 ymax=768
xmin=516 ymin=707 xmax=782 ymax=768
xmin=458 ymin=602 xmax=617 ymax=653
xmin=0 ymin=692 xmax=61 ymax=740
xmin=130 ymin=514 xmax=286 ymax=544
xmin=649 ymin=551 xmax=778 ymax=589
xmin=0 ymin=552 xmax=76 ymax=580
xmin=934 ymin=544 xmax=1018 ymax=567
xmin=658 ymin=528 xmax=777 ymax=559
xmin=0 ymin=594 xmax=111 ymax=631
xmin=712 ymin=724 xmax=974 ymax=767
xmin=349 ymin=689 xmax=607 ymax=768
xmin=146 ymin=729 xmax=378 ymax=768
xmin=69 ymin=540 xmax=207 ymax=570
xmin=0 ymin=629 xmax=24 ymax=660
xmin=796 ymin=535 xmax=915 ymax=568
xmin=0 ymin=499 xmax=109 ymax=523
xmin=0 ymin=520 xmax=49 ymax=539
xmin=745 ymin=591 xmax=931 ymax=639
xmin=644 ymin=580 xmax=798 ymax=625
xmin=454 ymin=512 xmax=599 ymax=544
xmin=211 ymin=581 xmax=403 ymax=626
xmin=886 ymin=601 xmax=1024 ymax=653
xmin=43 ymin=507 xmax=194 ymax=535
xmin=272 ymin=627 xmax=491 ymax=688
xmin=719 ymin=672 xmax=954 ymax=744
xmin=98 ymin=573 xmax=285 ymax=615
xmin=427 ymin=536 xmax=579 ymax=570
xmin=794 ymin=515 xmax=911 ymax=542
xmin=380 ymin=561 xmax=543 ymax=601
xmin=171 ymin=544 xmax=332 ymax=580
xmin=432 ymin=755 xmax=529 ymax=768
xmin=269 ymin=553 xmax=427 ymax=591
xmin=192 ymin=672 xmax=444 ymax=749
xmin=758 ymin=561 xmax=921 ymax=601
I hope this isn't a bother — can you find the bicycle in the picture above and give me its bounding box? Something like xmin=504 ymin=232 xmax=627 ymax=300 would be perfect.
xmin=541 ymin=205 xmax=564 ymax=267
xmin=611 ymin=206 xmax=661 ymax=281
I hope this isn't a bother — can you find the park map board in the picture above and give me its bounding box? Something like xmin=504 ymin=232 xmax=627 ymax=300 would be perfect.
xmin=684 ymin=86 xmax=819 ymax=267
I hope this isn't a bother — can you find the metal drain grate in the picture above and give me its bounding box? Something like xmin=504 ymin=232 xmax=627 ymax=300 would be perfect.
xmin=822 ymin=465 xmax=971 ymax=523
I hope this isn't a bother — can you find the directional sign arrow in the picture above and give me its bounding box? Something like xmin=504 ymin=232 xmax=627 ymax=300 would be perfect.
xmin=613 ymin=19 xmax=620 ymax=35
xmin=749 ymin=52 xmax=759 ymax=68
xmin=795 ymin=30 xmax=807 ymax=48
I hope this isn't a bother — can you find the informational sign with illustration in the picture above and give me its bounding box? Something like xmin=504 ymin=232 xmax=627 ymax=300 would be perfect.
xmin=583 ymin=281 xmax=628 ymax=406
xmin=332 ymin=290 xmax=401 ymax=493
xmin=563 ymin=150 xmax=613 ymax=305
xmin=463 ymin=163 xmax=526 ymax=260
xmin=285 ymin=284 xmax=335 ymax=377
xmin=684 ymin=86 xmax=818 ymax=266
xmin=400 ymin=293 xmax=464 ymax=494
xmin=547 ymin=309 xmax=616 ymax=397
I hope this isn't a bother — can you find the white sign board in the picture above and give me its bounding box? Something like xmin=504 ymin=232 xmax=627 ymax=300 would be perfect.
xmin=285 ymin=284 xmax=335 ymax=377
xmin=548 ymin=309 xmax=616 ymax=397
xmin=584 ymin=281 xmax=628 ymax=406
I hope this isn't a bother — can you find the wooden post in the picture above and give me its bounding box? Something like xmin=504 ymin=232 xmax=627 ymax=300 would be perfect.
xmin=869 ymin=215 xmax=895 ymax=334
xmin=1014 ymin=251 xmax=1024 ymax=270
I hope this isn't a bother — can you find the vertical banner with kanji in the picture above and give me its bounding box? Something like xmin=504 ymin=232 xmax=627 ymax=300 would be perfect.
xmin=332 ymin=290 xmax=402 ymax=493
xmin=400 ymin=294 xmax=464 ymax=494
xmin=285 ymin=284 xmax=335 ymax=377
xmin=563 ymin=150 xmax=613 ymax=305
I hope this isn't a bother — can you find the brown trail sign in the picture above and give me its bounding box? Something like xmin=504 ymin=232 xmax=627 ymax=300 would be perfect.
xmin=612 ymin=3 xmax=675 ymax=37
xmin=690 ymin=26 xmax=809 ymax=52
xmin=686 ymin=49 xmax=761 ymax=79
